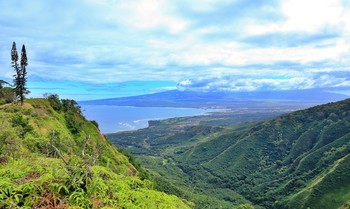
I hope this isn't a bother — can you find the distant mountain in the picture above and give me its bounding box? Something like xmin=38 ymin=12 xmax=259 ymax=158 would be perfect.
xmin=108 ymin=99 xmax=350 ymax=209
xmin=80 ymin=88 xmax=348 ymax=109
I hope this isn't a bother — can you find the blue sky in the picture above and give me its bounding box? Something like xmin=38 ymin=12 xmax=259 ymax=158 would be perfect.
xmin=0 ymin=0 xmax=350 ymax=100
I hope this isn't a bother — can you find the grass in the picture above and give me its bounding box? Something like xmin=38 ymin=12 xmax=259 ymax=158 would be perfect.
xmin=108 ymin=98 xmax=350 ymax=209
xmin=0 ymin=98 xmax=191 ymax=208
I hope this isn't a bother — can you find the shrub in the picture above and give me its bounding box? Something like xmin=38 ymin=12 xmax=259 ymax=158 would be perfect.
xmin=65 ymin=112 xmax=81 ymax=135
xmin=61 ymin=99 xmax=81 ymax=114
xmin=90 ymin=120 xmax=99 ymax=129
xmin=47 ymin=94 xmax=62 ymax=112
xmin=0 ymin=87 xmax=15 ymax=105
xmin=11 ymin=114 xmax=33 ymax=139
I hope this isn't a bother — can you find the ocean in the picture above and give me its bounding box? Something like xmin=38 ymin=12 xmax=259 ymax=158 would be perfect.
xmin=80 ymin=105 xmax=214 ymax=133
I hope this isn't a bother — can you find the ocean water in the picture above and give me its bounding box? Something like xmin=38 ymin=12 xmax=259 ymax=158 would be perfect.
xmin=80 ymin=105 xmax=213 ymax=133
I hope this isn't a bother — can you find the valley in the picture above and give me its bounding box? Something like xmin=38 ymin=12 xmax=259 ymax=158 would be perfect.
xmin=108 ymin=99 xmax=350 ymax=209
xmin=2 ymin=1 xmax=350 ymax=208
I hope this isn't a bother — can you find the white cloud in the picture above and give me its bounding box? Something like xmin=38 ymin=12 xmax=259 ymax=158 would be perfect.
xmin=282 ymin=0 xmax=342 ymax=33
xmin=180 ymin=0 xmax=236 ymax=12
xmin=94 ymin=0 xmax=188 ymax=34
xmin=177 ymin=74 xmax=349 ymax=92
xmin=0 ymin=0 xmax=350 ymax=99
xmin=245 ymin=0 xmax=345 ymax=35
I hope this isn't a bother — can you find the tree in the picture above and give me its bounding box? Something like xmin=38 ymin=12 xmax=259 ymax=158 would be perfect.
xmin=11 ymin=42 xmax=19 ymax=87
xmin=19 ymin=44 xmax=30 ymax=105
xmin=11 ymin=42 xmax=30 ymax=105
xmin=47 ymin=94 xmax=62 ymax=111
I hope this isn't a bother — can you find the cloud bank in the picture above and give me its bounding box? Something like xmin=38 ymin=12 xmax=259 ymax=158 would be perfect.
xmin=0 ymin=0 xmax=349 ymax=98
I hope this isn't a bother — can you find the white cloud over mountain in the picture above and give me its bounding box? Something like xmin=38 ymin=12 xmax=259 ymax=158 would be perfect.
xmin=0 ymin=0 xmax=349 ymax=98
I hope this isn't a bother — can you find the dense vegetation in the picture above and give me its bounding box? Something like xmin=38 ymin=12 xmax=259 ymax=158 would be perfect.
xmin=108 ymin=99 xmax=350 ymax=209
xmin=0 ymin=87 xmax=14 ymax=105
xmin=0 ymin=97 xmax=191 ymax=208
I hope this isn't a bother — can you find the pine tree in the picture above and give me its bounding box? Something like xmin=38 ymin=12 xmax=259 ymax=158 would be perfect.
xmin=11 ymin=42 xmax=20 ymax=103
xmin=11 ymin=42 xmax=29 ymax=105
xmin=19 ymin=44 xmax=29 ymax=105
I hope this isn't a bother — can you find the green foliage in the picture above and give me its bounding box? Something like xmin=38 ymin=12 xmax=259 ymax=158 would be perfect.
xmin=109 ymin=118 xmax=258 ymax=208
xmin=109 ymin=98 xmax=350 ymax=209
xmin=90 ymin=120 xmax=99 ymax=129
xmin=45 ymin=95 xmax=83 ymax=135
xmin=0 ymin=99 xmax=190 ymax=208
xmin=281 ymin=154 xmax=350 ymax=209
xmin=47 ymin=94 xmax=62 ymax=111
xmin=117 ymin=147 xmax=151 ymax=180
xmin=0 ymin=87 xmax=15 ymax=105
xmin=236 ymin=203 xmax=255 ymax=209
xmin=11 ymin=113 xmax=34 ymax=138
xmin=0 ymin=129 xmax=20 ymax=158
xmin=65 ymin=111 xmax=81 ymax=134
xmin=61 ymin=99 xmax=81 ymax=114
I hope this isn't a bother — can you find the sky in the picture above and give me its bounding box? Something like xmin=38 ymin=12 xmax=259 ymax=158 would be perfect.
xmin=0 ymin=0 xmax=350 ymax=100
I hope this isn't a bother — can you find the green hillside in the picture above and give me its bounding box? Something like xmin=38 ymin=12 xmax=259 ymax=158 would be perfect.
xmin=0 ymin=98 xmax=191 ymax=208
xmin=108 ymin=99 xmax=350 ymax=209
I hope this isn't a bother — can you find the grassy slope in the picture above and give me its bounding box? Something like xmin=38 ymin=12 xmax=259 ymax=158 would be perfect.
xmin=281 ymin=153 xmax=350 ymax=209
xmin=0 ymin=99 xmax=191 ymax=208
xmin=109 ymin=99 xmax=350 ymax=209
xmin=108 ymin=112 xmax=276 ymax=209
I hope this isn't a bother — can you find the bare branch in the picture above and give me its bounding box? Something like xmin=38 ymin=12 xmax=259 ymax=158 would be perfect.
xmin=50 ymin=142 xmax=68 ymax=165
xmin=91 ymin=153 xmax=99 ymax=166
xmin=49 ymin=130 xmax=68 ymax=165
xmin=82 ymin=135 xmax=90 ymax=159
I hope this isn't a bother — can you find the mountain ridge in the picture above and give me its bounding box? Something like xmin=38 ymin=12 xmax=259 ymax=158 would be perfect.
xmin=108 ymin=98 xmax=350 ymax=209
xmin=80 ymin=88 xmax=348 ymax=109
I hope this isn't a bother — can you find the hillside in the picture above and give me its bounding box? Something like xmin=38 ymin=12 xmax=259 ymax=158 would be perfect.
xmin=108 ymin=98 xmax=350 ymax=209
xmin=0 ymin=98 xmax=190 ymax=208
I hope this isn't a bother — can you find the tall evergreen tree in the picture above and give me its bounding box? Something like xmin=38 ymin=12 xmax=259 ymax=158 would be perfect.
xmin=11 ymin=42 xmax=19 ymax=80
xmin=11 ymin=42 xmax=29 ymax=105
xmin=11 ymin=42 xmax=20 ymax=103
xmin=19 ymin=44 xmax=29 ymax=105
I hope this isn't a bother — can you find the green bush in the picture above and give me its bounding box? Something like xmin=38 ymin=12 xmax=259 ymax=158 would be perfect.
xmin=11 ymin=114 xmax=33 ymax=139
xmin=0 ymin=87 xmax=15 ymax=105
xmin=61 ymin=99 xmax=81 ymax=114
xmin=90 ymin=120 xmax=99 ymax=129
xmin=0 ymin=129 xmax=20 ymax=158
xmin=65 ymin=111 xmax=81 ymax=135
xmin=47 ymin=94 xmax=62 ymax=111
